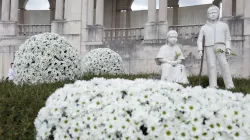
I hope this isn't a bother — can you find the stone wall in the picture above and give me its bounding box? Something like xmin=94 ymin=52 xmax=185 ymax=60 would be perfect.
xmin=84 ymin=39 xmax=250 ymax=78
xmin=0 ymin=37 xmax=26 ymax=79
xmin=21 ymin=10 xmax=51 ymax=24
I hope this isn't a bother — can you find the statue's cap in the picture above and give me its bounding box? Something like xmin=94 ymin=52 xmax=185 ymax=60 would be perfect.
xmin=207 ymin=5 xmax=220 ymax=13
xmin=167 ymin=30 xmax=178 ymax=39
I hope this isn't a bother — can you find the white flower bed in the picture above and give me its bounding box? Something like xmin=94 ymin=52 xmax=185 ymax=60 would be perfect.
xmin=13 ymin=33 xmax=81 ymax=84
xmin=35 ymin=78 xmax=250 ymax=140
xmin=82 ymin=48 xmax=124 ymax=75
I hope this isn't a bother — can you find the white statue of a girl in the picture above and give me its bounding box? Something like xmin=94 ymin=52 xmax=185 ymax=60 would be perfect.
xmin=155 ymin=30 xmax=189 ymax=84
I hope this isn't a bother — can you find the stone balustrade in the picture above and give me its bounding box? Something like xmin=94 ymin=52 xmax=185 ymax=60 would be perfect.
xmin=104 ymin=27 xmax=144 ymax=41
xmin=169 ymin=24 xmax=203 ymax=40
xmin=18 ymin=24 xmax=51 ymax=36
xmin=16 ymin=22 xmax=242 ymax=41
xmin=104 ymin=25 xmax=203 ymax=42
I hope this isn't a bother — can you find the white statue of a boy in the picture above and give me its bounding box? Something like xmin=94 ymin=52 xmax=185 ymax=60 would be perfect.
xmin=155 ymin=30 xmax=189 ymax=84
xmin=197 ymin=5 xmax=234 ymax=89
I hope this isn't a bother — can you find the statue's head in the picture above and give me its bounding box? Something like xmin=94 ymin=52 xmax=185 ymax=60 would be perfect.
xmin=207 ymin=5 xmax=220 ymax=21
xmin=167 ymin=30 xmax=178 ymax=46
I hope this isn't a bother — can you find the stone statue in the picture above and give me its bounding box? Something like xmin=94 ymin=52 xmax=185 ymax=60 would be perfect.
xmin=155 ymin=30 xmax=189 ymax=84
xmin=197 ymin=5 xmax=234 ymax=89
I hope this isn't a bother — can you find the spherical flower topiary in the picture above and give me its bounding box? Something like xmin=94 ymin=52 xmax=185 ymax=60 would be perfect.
xmin=82 ymin=48 xmax=125 ymax=75
xmin=35 ymin=78 xmax=250 ymax=140
xmin=13 ymin=32 xmax=81 ymax=84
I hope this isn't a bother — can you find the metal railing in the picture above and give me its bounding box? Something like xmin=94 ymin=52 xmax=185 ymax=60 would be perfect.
xmin=18 ymin=24 xmax=51 ymax=36
xmin=104 ymin=27 xmax=144 ymax=41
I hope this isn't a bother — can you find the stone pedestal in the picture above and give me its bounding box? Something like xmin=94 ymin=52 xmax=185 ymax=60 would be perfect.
xmin=0 ymin=21 xmax=18 ymax=37
xmin=51 ymin=20 xmax=66 ymax=34
xmin=144 ymin=22 xmax=158 ymax=44
xmin=86 ymin=25 xmax=104 ymax=45
xmin=158 ymin=21 xmax=168 ymax=40
xmin=143 ymin=22 xmax=168 ymax=44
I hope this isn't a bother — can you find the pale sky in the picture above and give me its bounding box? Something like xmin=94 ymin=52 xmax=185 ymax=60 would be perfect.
xmin=26 ymin=0 xmax=213 ymax=10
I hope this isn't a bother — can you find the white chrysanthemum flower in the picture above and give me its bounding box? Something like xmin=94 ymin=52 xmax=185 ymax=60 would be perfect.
xmin=13 ymin=32 xmax=81 ymax=85
xmin=176 ymin=126 xmax=191 ymax=140
xmin=214 ymin=131 xmax=234 ymax=140
xmin=163 ymin=125 xmax=176 ymax=140
xmin=34 ymin=78 xmax=250 ymax=140
xmin=82 ymin=48 xmax=125 ymax=75
xmin=230 ymin=130 xmax=249 ymax=140
xmin=199 ymin=130 xmax=214 ymax=140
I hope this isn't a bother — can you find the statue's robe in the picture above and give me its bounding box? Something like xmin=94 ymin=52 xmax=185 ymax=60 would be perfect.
xmin=155 ymin=44 xmax=189 ymax=84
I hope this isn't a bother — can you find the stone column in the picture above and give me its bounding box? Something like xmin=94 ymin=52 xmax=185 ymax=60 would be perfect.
xmin=0 ymin=2 xmax=2 ymax=20
xmin=116 ymin=10 xmax=121 ymax=28
xmin=111 ymin=0 xmax=117 ymax=28
xmin=55 ymin=0 xmax=64 ymax=20
xmin=222 ymin=0 xmax=232 ymax=17
xmin=10 ymin=0 xmax=19 ymax=21
xmin=148 ymin=0 xmax=156 ymax=22
xmin=19 ymin=8 xmax=25 ymax=24
xmin=64 ymin=0 xmax=68 ymax=20
xmin=244 ymin=0 xmax=250 ymax=18
xmin=159 ymin=0 xmax=167 ymax=22
xmin=173 ymin=6 xmax=179 ymax=25
xmin=50 ymin=7 xmax=55 ymax=22
xmin=243 ymin=0 xmax=250 ymax=46
xmin=1 ymin=0 xmax=11 ymax=21
xmin=96 ymin=0 xmax=104 ymax=25
xmin=144 ymin=0 xmax=158 ymax=43
xmin=158 ymin=0 xmax=168 ymax=41
xmin=81 ymin=0 xmax=88 ymax=54
xmin=86 ymin=0 xmax=104 ymax=45
xmin=87 ymin=0 xmax=94 ymax=25
xmin=0 ymin=0 xmax=17 ymax=36
xmin=126 ymin=9 xmax=131 ymax=28
xmin=236 ymin=0 xmax=244 ymax=16
xmin=243 ymin=0 xmax=250 ymax=77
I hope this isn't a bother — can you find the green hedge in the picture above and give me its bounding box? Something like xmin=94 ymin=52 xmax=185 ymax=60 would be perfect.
xmin=0 ymin=74 xmax=249 ymax=140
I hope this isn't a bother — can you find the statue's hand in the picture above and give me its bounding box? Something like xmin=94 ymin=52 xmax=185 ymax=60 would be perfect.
xmin=198 ymin=50 xmax=203 ymax=59
xmin=170 ymin=61 xmax=178 ymax=67
xmin=226 ymin=49 xmax=231 ymax=55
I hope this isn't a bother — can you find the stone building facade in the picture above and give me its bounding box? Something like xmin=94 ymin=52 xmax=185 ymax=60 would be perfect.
xmin=0 ymin=0 xmax=250 ymax=79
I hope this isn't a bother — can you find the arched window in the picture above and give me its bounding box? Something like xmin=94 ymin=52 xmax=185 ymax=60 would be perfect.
xmin=179 ymin=0 xmax=213 ymax=7
xmin=25 ymin=0 xmax=49 ymax=10
xmin=19 ymin=0 xmax=54 ymax=24
xmin=130 ymin=0 xmax=216 ymax=26
xmin=131 ymin=0 xmax=214 ymax=11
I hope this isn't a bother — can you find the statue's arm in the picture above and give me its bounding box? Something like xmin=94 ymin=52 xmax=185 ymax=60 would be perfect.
xmin=158 ymin=58 xmax=180 ymax=66
xmin=225 ymin=24 xmax=232 ymax=50
xmin=177 ymin=59 xmax=182 ymax=64
xmin=158 ymin=58 xmax=171 ymax=64
xmin=197 ymin=27 xmax=204 ymax=51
